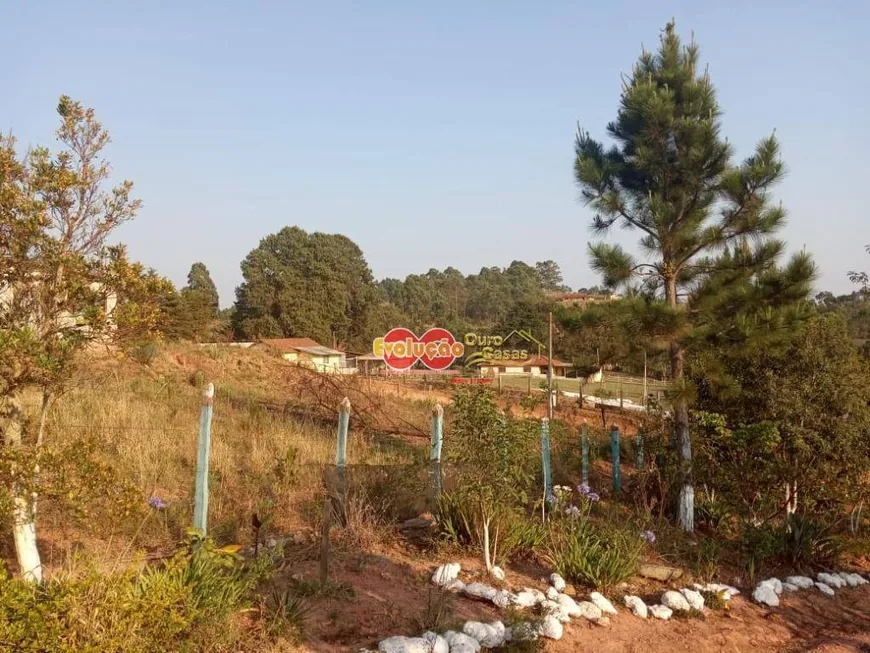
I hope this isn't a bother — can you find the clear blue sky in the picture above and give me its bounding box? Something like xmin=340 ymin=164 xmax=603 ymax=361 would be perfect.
xmin=4 ymin=1 xmax=868 ymax=306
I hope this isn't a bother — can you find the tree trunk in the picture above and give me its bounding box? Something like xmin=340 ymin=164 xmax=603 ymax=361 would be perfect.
xmin=482 ymin=517 xmax=492 ymax=571
xmin=665 ymin=275 xmax=693 ymax=532
xmin=2 ymin=392 xmax=43 ymax=582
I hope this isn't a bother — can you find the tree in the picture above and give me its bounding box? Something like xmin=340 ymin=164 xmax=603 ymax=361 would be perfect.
xmin=1 ymin=97 xmax=165 ymax=580
xmin=447 ymin=388 xmax=536 ymax=572
xmin=574 ymin=23 xmax=813 ymax=530
xmin=184 ymin=262 xmax=219 ymax=317
xmin=847 ymin=244 xmax=869 ymax=294
xmin=535 ymin=260 xmax=569 ymax=292
xmin=694 ymin=313 xmax=870 ymax=523
xmin=232 ymin=227 xmax=379 ymax=349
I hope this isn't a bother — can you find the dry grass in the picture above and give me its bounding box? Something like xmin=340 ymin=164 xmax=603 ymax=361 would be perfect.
xmin=27 ymin=342 xmax=422 ymax=569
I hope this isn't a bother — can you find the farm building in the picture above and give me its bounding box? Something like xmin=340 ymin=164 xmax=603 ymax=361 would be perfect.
xmin=260 ymin=338 xmax=351 ymax=374
xmin=478 ymin=355 xmax=572 ymax=377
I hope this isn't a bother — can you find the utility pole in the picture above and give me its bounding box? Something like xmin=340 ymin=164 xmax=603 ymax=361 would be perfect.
xmin=547 ymin=311 xmax=553 ymax=420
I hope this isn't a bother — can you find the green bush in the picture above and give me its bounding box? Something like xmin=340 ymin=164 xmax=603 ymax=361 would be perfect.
xmin=776 ymin=514 xmax=842 ymax=569
xmin=0 ymin=534 xmax=279 ymax=652
xmin=546 ymin=520 xmax=642 ymax=593
xmin=129 ymin=340 xmax=160 ymax=365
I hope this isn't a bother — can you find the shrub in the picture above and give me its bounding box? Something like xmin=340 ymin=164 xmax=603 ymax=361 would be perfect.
xmin=0 ymin=534 xmax=276 ymax=652
xmin=446 ymin=388 xmax=538 ymax=571
xmin=775 ymin=514 xmax=842 ymax=569
xmin=546 ymin=519 xmax=642 ymax=593
xmin=129 ymin=340 xmax=160 ymax=365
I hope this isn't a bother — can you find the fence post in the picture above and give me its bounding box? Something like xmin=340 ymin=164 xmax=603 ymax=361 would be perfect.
xmin=193 ymin=383 xmax=215 ymax=534
xmin=541 ymin=418 xmax=552 ymax=515
xmin=610 ymin=424 xmax=621 ymax=493
xmin=431 ymin=402 xmax=444 ymax=500
xmin=336 ymin=397 xmax=351 ymax=467
xmin=581 ymin=422 xmax=589 ymax=485
xmin=527 ymin=374 xmax=532 ymax=394
xmin=636 ymin=429 xmax=645 ymax=468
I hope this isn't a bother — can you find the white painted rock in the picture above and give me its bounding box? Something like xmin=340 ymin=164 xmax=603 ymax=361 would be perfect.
xmin=782 ymin=582 xmax=799 ymax=592
xmin=555 ymin=592 xmax=583 ymax=617
xmin=443 ymin=631 xmax=480 ymax=653
xmin=421 ymin=632 xmax=449 ymax=653
xmin=853 ymin=573 xmax=869 ymax=586
xmin=445 ymin=579 xmax=465 ymax=593
xmin=492 ymin=590 xmax=513 ymax=609
xmin=649 ymin=604 xmax=673 ymax=620
xmin=623 ymin=595 xmax=648 ymax=619
xmin=838 ymin=572 xmax=865 ymax=588
xmin=539 ymin=615 xmax=563 ymax=640
xmin=662 ymin=590 xmax=691 ymax=612
xmin=815 ymin=582 xmax=835 ymax=597
xmin=541 ymin=600 xmax=571 ymax=623
xmin=680 ymin=588 xmax=705 ymax=611
xmin=785 ymin=576 xmax=815 ymax=589
xmin=512 ymin=590 xmax=539 ymax=608
xmin=546 ymin=586 xmax=561 ymax=601
xmin=378 ymin=636 xmax=431 ymax=653
xmin=696 ymin=582 xmax=740 ymax=599
xmin=463 ymin=583 xmax=497 ymax=602
xmin=576 ymin=601 xmax=604 ymax=622
xmin=550 ymin=573 xmax=567 ymax=592
xmin=462 ymin=621 xmax=505 ymax=649
xmin=491 ymin=566 xmax=505 ymax=582
xmin=752 ymin=584 xmax=780 ymax=607
xmin=761 ymin=578 xmax=783 ymax=595
xmin=818 ymin=573 xmax=844 ymax=589
xmin=589 ymin=591 xmax=618 ymax=615
xmin=431 ymin=563 xmax=461 ymax=587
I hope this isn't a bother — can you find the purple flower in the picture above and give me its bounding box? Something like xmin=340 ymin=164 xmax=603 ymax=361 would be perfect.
xmin=148 ymin=496 xmax=167 ymax=510
xmin=586 ymin=492 xmax=600 ymax=502
xmin=577 ymin=483 xmax=591 ymax=495
xmin=640 ymin=530 xmax=656 ymax=543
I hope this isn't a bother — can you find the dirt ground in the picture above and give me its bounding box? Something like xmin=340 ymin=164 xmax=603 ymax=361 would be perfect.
xmin=280 ymin=542 xmax=870 ymax=653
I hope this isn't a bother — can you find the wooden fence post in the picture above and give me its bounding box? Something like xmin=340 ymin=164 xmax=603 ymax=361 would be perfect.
xmin=541 ymin=418 xmax=552 ymax=513
xmin=193 ymin=383 xmax=214 ymax=534
xmin=580 ymin=422 xmax=589 ymax=485
xmin=431 ymin=402 xmax=444 ymax=499
xmin=610 ymin=424 xmax=621 ymax=493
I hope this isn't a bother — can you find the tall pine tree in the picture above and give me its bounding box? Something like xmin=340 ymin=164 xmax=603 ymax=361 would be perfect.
xmin=184 ymin=262 xmax=219 ymax=317
xmin=574 ymin=22 xmax=813 ymax=530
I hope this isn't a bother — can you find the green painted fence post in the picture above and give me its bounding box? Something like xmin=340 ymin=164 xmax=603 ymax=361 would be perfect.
xmin=610 ymin=424 xmax=621 ymax=493
xmin=193 ymin=383 xmax=214 ymax=534
xmin=541 ymin=418 xmax=552 ymax=507
xmin=581 ymin=422 xmax=589 ymax=485
xmin=431 ymin=402 xmax=444 ymax=499
xmin=636 ymin=429 xmax=644 ymax=468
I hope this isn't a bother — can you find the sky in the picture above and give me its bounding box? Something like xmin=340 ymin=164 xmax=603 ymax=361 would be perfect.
xmin=4 ymin=0 xmax=869 ymax=306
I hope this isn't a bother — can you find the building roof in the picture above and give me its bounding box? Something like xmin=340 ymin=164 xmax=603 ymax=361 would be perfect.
xmin=479 ymin=355 xmax=571 ymax=368
xmin=260 ymin=338 xmax=343 ymax=356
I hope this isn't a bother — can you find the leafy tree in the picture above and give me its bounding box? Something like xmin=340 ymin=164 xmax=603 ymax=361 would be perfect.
xmin=446 ymin=388 xmax=536 ymax=571
xmin=1 ymin=97 xmax=166 ymax=580
xmin=847 ymin=244 xmax=869 ymax=293
xmin=232 ymin=227 xmax=379 ymax=349
xmin=694 ymin=314 xmax=870 ymax=524
xmin=535 ymin=260 xmax=569 ymax=292
xmin=184 ymin=262 xmax=219 ymax=317
xmin=573 ymin=23 xmax=813 ymax=530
